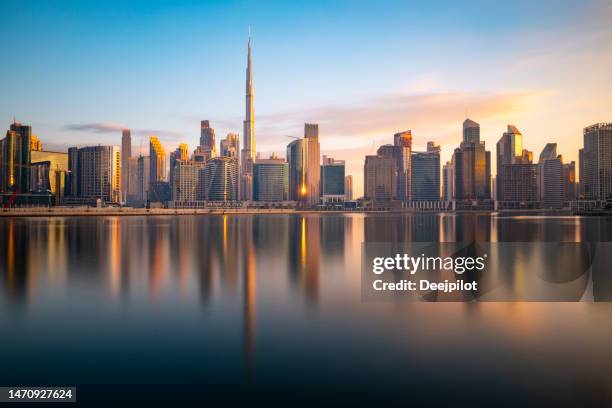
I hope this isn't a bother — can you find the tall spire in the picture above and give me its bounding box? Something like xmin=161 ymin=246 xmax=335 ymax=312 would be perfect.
xmin=241 ymin=31 xmax=256 ymax=200
xmin=244 ymin=32 xmax=255 ymax=157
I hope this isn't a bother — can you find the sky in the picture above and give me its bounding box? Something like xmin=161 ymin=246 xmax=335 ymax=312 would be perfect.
xmin=1 ymin=0 xmax=611 ymax=196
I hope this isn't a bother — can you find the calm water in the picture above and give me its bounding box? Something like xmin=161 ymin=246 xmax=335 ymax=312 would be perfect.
xmin=1 ymin=213 xmax=612 ymax=405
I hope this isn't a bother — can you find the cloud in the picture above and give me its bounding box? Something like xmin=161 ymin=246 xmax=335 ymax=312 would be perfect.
xmin=254 ymin=89 xmax=546 ymax=150
xmin=64 ymin=122 xmax=184 ymax=139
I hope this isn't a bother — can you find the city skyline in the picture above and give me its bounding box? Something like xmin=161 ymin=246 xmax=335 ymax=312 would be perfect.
xmin=1 ymin=0 xmax=612 ymax=197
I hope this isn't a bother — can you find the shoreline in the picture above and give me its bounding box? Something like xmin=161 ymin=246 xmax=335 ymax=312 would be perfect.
xmin=0 ymin=207 xmax=603 ymax=218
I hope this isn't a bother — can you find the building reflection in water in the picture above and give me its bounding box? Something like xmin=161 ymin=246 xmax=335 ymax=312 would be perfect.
xmin=287 ymin=215 xmax=321 ymax=305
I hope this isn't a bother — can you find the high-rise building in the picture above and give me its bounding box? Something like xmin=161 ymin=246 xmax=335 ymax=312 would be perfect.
xmin=580 ymin=123 xmax=612 ymax=201
xmin=411 ymin=142 xmax=440 ymax=201
xmin=537 ymin=143 xmax=564 ymax=209
xmin=1 ymin=120 xmax=32 ymax=193
xmin=394 ymin=130 xmax=412 ymax=203
xmin=304 ymin=123 xmax=321 ymax=207
xmin=241 ymin=35 xmax=256 ymax=201
xmin=253 ymin=155 xmax=288 ymax=202
xmin=287 ymin=138 xmax=306 ymax=202
xmin=172 ymin=160 xmax=200 ymax=203
xmin=73 ymin=146 xmax=121 ymax=203
xmin=149 ymin=136 xmax=166 ymax=183
xmin=200 ymin=157 xmax=239 ymax=201
xmin=320 ymin=155 xmax=345 ymax=204
xmin=137 ymin=155 xmax=150 ymax=202
xmin=495 ymin=125 xmax=536 ymax=206
xmin=344 ymin=175 xmax=353 ymax=201
xmin=121 ymin=129 xmax=131 ymax=203
xmin=200 ymin=120 xmax=216 ymax=160
xmin=127 ymin=156 xmax=139 ymax=203
xmin=496 ymin=125 xmax=529 ymax=201
xmin=30 ymin=135 xmax=42 ymax=151
xmin=563 ymin=161 xmax=577 ymax=201
xmin=30 ymin=150 xmax=68 ymax=198
xmin=442 ymin=161 xmax=454 ymax=202
xmin=66 ymin=147 xmax=79 ymax=196
xmin=220 ymin=133 xmax=240 ymax=158
xmin=364 ymin=155 xmax=397 ymax=203
xmin=169 ymin=143 xmax=188 ymax=186
xmin=452 ymin=119 xmax=491 ymax=201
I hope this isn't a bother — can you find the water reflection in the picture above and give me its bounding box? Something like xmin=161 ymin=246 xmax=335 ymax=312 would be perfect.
xmin=2 ymin=214 xmax=612 ymax=403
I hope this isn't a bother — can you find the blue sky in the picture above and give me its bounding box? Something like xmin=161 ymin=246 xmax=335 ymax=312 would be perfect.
xmin=1 ymin=0 xmax=611 ymax=195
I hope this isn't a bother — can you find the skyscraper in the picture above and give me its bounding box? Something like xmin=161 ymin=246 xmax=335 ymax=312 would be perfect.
xmin=169 ymin=143 xmax=188 ymax=186
xmin=496 ymin=125 xmax=536 ymax=206
xmin=580 ymin=123 xmax=612 ymax=201
xmin=394 ymin=130 xmax=412 ymax=203
xmin=304 ymin=123 xmax=321 ymax=207
xmin=253 ymin=156 xmax=288 ymax=202
xmin=220 ymin=133 xmax=240 ymax=158
xmin=452 ymin=119 xmax=491 ymax=201
xmin=364 ymin=155 xmax=397 ymax=204
xmin=137 ymin=155 xmax=150 ymax=202
xmin=241 ymin=35 xmax=256 ymax=201
xmin=537 ymin=143 xmax=564 ymax=209
xmin=149 ymin=136 xmax=166 ymax=183
xmin=320 ymin=156 xmax=345 ymax=204
xmin=30 ymin=135 xmax=42 ymax=151
xmin=344 ymin=175 xmax=353 ymax=201
xmin=201 ymin=157 xmax=239 ymax=201
xmin=1 ymin=120 xmax=32 ymax=194
xmin=73 ymin=145 xmax=121 ymax=203
xmin=442 ymin=161 xmax=454 ymax=201
xmin=563 ymin=161 xmax=577 ymax=201
xmin=200 ymin=120 xmax=216 ymax=160
xmin=287 ymin=138 xmax=306 ymax=202
xmin=66 ymin=147 xmax=79 ymax=196
xmin=411 ymin=142 xmax=440 ymax=201
xmin=121 ymin=129 xmax=131 ymax=203
xmin=172 ymin=160 xmax=200 ymax=203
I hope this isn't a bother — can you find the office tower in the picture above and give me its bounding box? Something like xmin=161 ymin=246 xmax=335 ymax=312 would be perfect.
xmin=344 ymin=175 xmax=353 ymax=201
xmin=580 ymin=123 xmax=612 ymax=200
xmin=537 ymin=143 xmax=564 ymax=209
xmin=394 ymin=130 xmax=412 ymax=203
xmin=66 ymin=147 xmax=79 ymax=196
xmin=200 ymin=157 xmax=239 ymax=201
xmin=169 ymin=143 xmax=188 ymax=186
xmin=121 ymin=129 xmax=131 ymax=203
xmin=137 ymin=156 xmax=150 ymax=202
xmin=172 ymin=160 xmax=199 ymax=203
xmin=304 ymin=123 xmax=321 ymax=207
xmin=452 ymin=119 xmax=491 ymax=201
xmin=220 ymin=133 xmax=240 ymax=158
xmin=253 ymin=155 xmax=288 ymax=201
xmin=30 ymin=150 xmax=68 ymax=198
xmin=496 ymin=125 xmax=528 ymax=201
xmin=495 ymin=125 xmax=536 ymax=205
xmin=563 ymin=161 xmax=577 ymax=201
xmin=1 ymin=120 xmax=32 ymax=193
xmin=74 ymin=146 xmax=121 ymax=203
xmin=287 ymin=138 xmax=306 ymax=201
xmin=127 ymin=156 xmax=139 ymax=202
xmin=200 ymin=120 xmax=216 ymax=160
xmin=463 ymin=119 xmax=480 ymax=143
xmin=442 ymin=161 xmax=454 ymax=201
xmin=241 ymin=35 xmax=256 ymax=201
xmin=411 ymin=142 xmax=440 ymax=201
xmin=320 ymin=155 xmax=345 ymax=204
xmin=149 ymin=136 xmax=166 ymax=183
xmin=30 ymin=135 xmax=42 ymax=151
xmin=364 ymin=155 xmax=397 ymax=203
